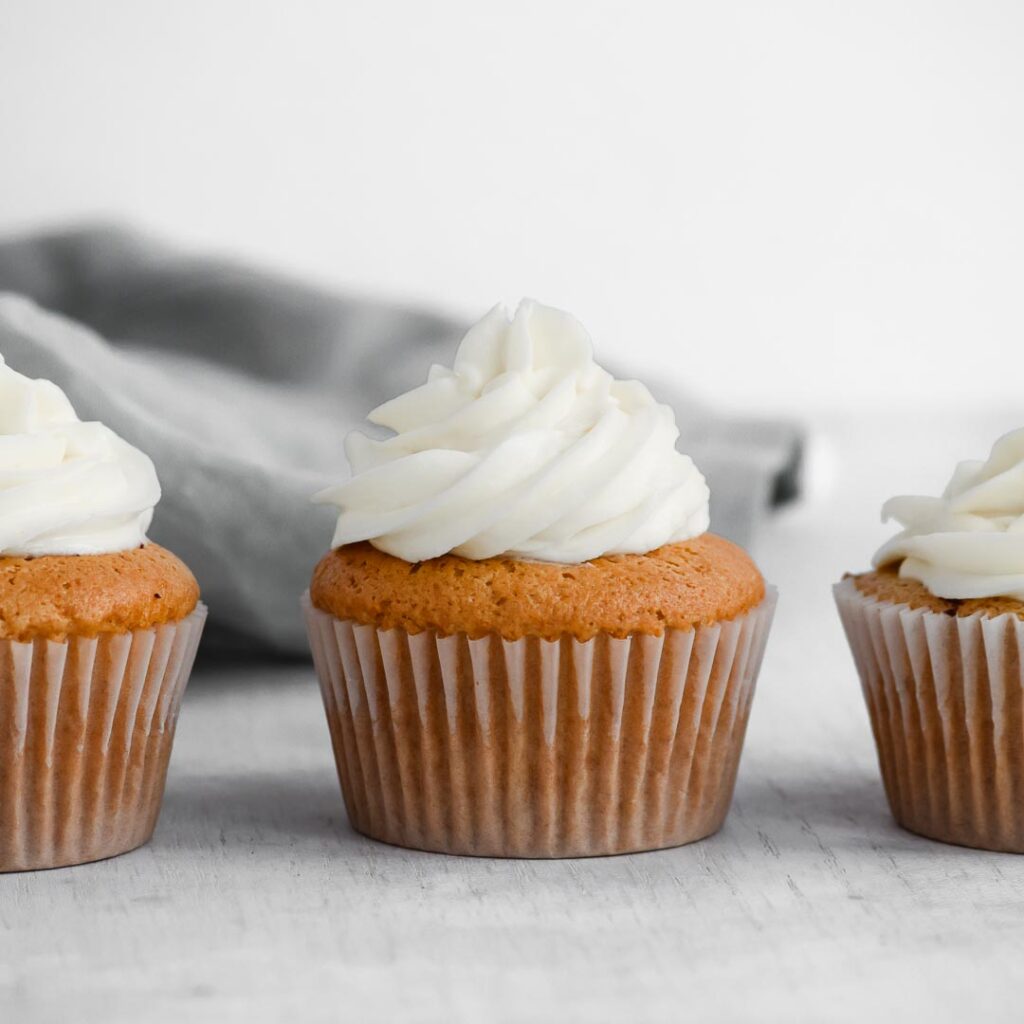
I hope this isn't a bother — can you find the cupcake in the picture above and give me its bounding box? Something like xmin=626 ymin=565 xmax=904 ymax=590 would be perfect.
xmin=0 ymin=353 xmax=206 ymax=871
xmin=305 ymin=299 xmax=776 ymax=857
xmin=835 ymin=427 xmax=1024 ymax=852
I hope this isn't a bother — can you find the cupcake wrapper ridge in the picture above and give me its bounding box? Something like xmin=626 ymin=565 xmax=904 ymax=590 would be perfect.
xmin=304 ymin=590 xmax=776 ymax=858
xmin=835 ymin=578 xmax=1024 ymax=853
xmin=0 ymin=605 xmax=207 ymax=872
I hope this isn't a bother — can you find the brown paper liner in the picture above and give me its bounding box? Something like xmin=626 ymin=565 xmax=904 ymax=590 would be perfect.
xmin=0 ymin=605 xmax=207 ymax=872
xmin=835 ymin=579 xmax=1024 ymax=853
xmin=303 ymin=591 xmax=776 ymax=858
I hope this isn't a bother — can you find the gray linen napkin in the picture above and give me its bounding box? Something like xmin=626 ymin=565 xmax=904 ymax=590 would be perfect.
xmin=0 ymin=226 xmax=801 ymax=654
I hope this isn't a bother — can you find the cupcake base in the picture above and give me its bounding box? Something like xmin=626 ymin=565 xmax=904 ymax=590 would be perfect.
xmin=835 ymin=579 xmax=1024 ymax=853
xmin=0 ymin=605 xmax=207 ymax=872
xmin=304 ymin=591 xmax=775 ymax=858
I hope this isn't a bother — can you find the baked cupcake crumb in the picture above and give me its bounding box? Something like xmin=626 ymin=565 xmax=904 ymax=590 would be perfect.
xmin=0 ymin=544 xmax=200 ymax=642
xmin=312 ymin=534 xmax=765 ymax=641
xmin=851 ymin=566 xmax=1024 ymax=620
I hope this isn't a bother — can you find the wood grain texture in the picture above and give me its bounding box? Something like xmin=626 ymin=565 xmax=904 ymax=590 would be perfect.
xmin=3 ymin=412 xmax=1024 ymax=1023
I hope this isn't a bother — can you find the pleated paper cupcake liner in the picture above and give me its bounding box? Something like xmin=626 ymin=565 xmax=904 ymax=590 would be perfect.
xmin=835 ymin=578 xmax=1024 ymax=853
xmin=304 ymin=590 xmax=776 ymax=858
xmin=0 ymin=604 xmax=207 ymax=872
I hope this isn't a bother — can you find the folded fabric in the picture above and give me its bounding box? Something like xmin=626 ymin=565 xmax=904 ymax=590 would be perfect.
xmin=0 ymin=226 xmax=801 ymax=654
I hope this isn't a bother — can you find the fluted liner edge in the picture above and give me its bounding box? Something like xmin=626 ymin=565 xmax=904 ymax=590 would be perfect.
xmin=304 ymin=591 xmax=776 ymax=858
xmin=0 ymin=604 xmax=207 ymax=871
xmin=835 ymin=578 xmax=1024 ymax=853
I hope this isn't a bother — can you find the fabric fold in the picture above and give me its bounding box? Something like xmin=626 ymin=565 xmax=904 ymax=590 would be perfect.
xmin=0 ymin=226 xmax=801 ymax=653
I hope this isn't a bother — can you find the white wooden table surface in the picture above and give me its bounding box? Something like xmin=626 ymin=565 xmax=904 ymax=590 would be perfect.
xmin=3 ymin=412 xmax=1024 ymax=1023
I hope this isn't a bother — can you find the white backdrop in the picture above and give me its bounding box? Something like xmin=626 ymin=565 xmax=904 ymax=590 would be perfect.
xmin=1 ymin=0 xmax=1021 ymax=413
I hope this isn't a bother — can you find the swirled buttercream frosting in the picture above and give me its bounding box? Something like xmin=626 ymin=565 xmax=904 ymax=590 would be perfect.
xmin=874 ymin=427 xmax=1024 ymax=600
xmin=0 ymin=354 xmax=160 ymax=556
xmin=315 ymin=299 xmax=710 ymax=563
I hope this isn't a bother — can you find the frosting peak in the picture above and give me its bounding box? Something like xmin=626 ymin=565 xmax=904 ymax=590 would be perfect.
xmin=0 ymin=354 xmax=160 ymax=556
xmin=315 ymin=299 xmax=710 ymax=563
xmin=873 ymin=427 xmax=1024 ymax=600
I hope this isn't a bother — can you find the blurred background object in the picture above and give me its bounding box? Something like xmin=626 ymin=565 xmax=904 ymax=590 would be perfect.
xmin=1 ymin=0 xmax=1020 ymax=414
xmin=0 ymin=227 xmax=799 ymax=652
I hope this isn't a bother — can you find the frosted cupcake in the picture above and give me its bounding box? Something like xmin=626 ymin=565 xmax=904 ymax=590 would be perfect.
xmin=305 ymin=300 xmax=776 ymax=857
xmin=835 ymin=428 xmax=1024 ymax=852
xmin=0 ymin=355 xmax=206 ymax=871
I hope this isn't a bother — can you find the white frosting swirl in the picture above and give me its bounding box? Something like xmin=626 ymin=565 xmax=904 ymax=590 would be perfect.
xmin=315 ymin=299 xmax=709 ymax=563
xmin=0 ymin=354 xmax=160 ymax=556
xmin=874 ymin=427 xmax=1024 ymax=600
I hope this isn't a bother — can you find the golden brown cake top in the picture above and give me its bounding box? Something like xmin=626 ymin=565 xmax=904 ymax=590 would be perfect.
xmin=311 ymin=534 xmax=765 ymax=641
xmin=0 ymin=544 xmax=200 ymax=642
xmin=851 ymin=567 xmax=1024 ymax=620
